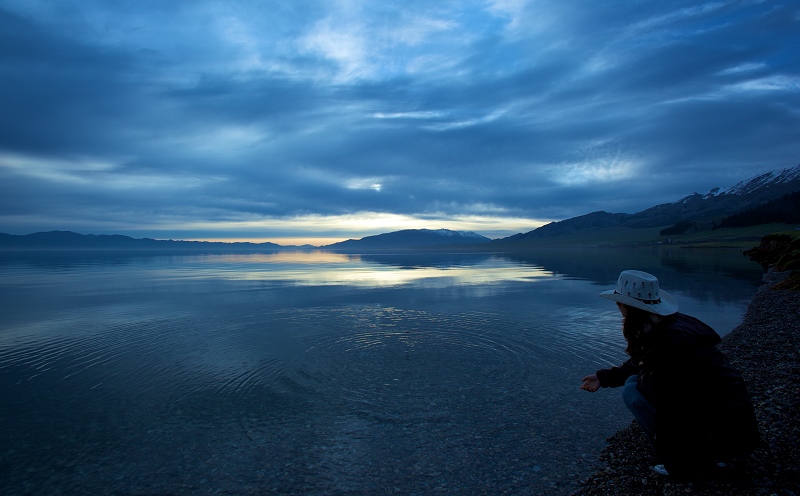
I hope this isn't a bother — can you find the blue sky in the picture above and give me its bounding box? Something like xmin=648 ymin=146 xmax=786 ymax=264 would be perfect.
xmin=0 ymin=0 xmax=798 ymax=245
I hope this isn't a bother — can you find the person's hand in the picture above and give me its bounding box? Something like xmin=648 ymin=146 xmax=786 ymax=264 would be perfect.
xmin=580 ymin=374 xmax=600 ymax=392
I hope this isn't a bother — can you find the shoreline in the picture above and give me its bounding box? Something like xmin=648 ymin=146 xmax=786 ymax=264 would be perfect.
xmin=572 ymin=270 xmax=800 ymax=496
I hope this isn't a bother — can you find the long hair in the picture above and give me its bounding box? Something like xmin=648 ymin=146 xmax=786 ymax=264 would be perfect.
xmin=622 ymin=304 xmax=656 ymax=361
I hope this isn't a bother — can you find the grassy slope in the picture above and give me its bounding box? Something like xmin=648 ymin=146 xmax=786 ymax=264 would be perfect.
xmin=655 ymin=223 xmax=800 ymax=248
xmin=492 ymin=223 xmax=800 ymax=250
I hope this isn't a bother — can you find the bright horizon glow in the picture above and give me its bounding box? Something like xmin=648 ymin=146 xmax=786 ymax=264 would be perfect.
xmin=128 ymin=213 xmax=550 ymax=246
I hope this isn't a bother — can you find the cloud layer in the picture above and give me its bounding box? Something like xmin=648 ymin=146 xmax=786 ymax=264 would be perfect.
xmin=1 ymin=0 xmax=798 ymax=242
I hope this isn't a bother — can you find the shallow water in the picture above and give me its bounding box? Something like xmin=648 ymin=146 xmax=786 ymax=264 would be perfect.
xmin=0 ymin=247 xmax=763 ymax=495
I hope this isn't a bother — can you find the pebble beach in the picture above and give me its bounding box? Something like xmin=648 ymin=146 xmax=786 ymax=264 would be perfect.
xmin=572 ymin=270 xmax=800 ymax=496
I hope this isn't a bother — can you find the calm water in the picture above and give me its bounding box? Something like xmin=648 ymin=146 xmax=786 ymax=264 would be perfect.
xmin=0 ymin=247 xmax=763 ymax=495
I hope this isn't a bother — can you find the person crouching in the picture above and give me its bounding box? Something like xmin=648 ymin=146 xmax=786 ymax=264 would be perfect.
xmin=580 ymin=270 xmax=759 ymax=479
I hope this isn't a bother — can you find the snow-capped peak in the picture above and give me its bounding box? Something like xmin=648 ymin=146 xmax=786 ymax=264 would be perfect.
xmin=716 ymin=164 xmax=800 ymax=196
xmin=432 ymin=229 xmax=485 ymax=239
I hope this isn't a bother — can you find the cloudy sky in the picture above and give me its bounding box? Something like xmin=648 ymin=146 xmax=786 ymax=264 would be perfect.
xmin=0 ymin=1 xmax=798 ymax=245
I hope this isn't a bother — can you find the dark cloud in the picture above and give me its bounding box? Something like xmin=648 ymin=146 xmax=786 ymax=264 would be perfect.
xmin=0 ymin=0 xmax=798 ymax=241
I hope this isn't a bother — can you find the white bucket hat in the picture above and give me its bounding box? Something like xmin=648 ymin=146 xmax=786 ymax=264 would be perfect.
xmin=599 ymin=270 xmax=678 ymax=316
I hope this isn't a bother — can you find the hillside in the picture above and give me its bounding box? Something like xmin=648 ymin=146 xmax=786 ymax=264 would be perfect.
xmin=718 ymin=190 xmax=800 ymax=228
xmin=501 ymin=163 xmax=800 ymax=243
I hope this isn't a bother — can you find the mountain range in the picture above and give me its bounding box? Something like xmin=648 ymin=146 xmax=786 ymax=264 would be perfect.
xmin=321 ymin=163 xmax=800 ymax=250
xmin=501 ymin=163 xmax=800 ymax=242
xmin=1 ymin=164 xmax=798 ymax=251
xmin=0 ymin=230 xmax=306 ymax=251
xmin=0 ymin=228 xmax=489 ymax=252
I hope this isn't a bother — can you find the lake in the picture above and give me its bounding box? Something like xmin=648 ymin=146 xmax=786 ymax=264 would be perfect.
xmin=0 ymin=247 xmax=764 ymax=495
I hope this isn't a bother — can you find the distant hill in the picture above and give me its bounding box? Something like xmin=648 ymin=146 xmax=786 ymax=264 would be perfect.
xmin=499 ymin=163 xmax=800 ymax=242
xmin=501 ymin=211 xmax=630 ymax=241
xmin=324 ymin=229 xmax=491 ymax=250
xmin=0 ymin=231 xmax=296 ymax=251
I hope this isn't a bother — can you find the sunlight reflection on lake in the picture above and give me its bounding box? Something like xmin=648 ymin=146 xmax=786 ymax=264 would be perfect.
xmin=186 ymin=252 xmax=556 ymax=287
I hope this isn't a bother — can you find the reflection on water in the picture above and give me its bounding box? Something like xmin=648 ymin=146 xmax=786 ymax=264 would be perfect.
xmin=0 ymin=247 xmax=764 ymax=495
xmin=140 ymin=251 xmax=556 ymax=287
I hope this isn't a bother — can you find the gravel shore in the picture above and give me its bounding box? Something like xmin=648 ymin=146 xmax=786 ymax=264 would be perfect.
xmin=572 ymin=271 xmax=800 ymax=496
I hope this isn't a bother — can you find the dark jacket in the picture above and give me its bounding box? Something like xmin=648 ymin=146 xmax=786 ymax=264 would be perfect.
xmin=596 ymin=313 xmax=759 ymax=478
